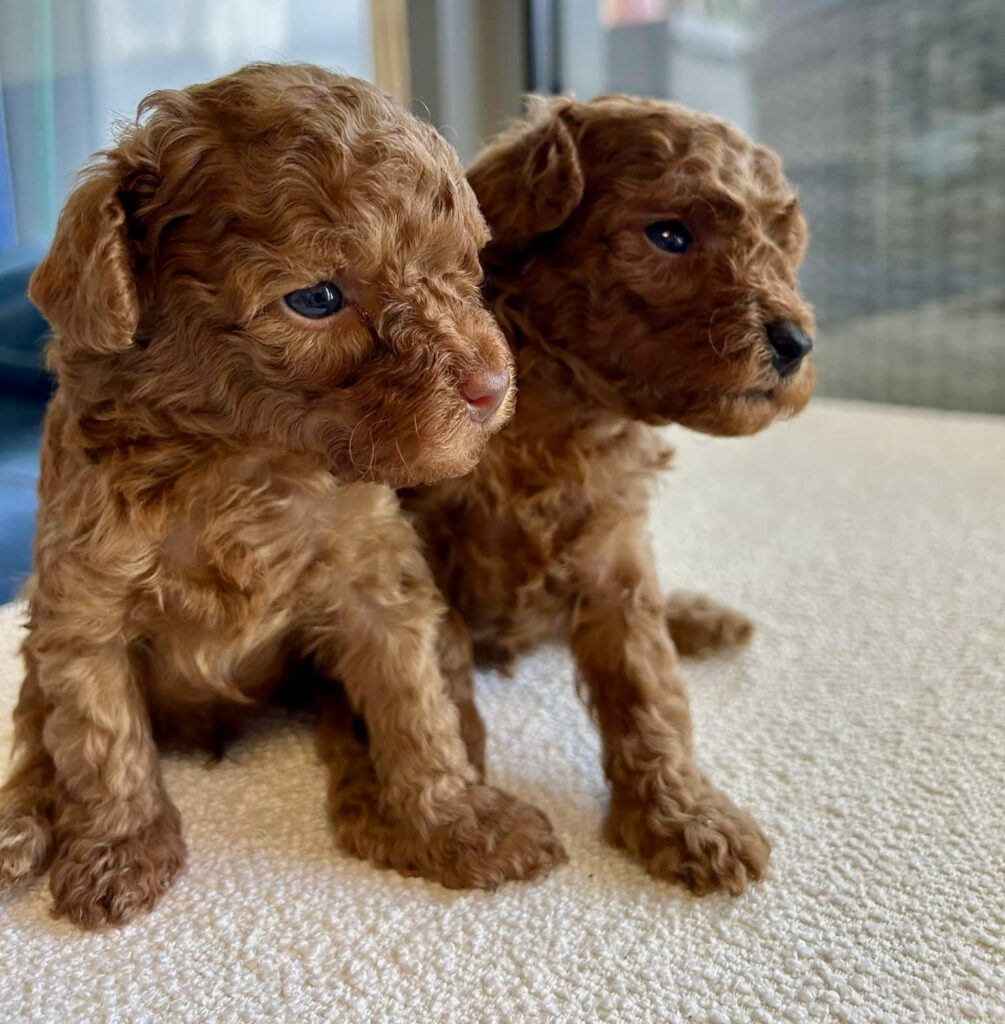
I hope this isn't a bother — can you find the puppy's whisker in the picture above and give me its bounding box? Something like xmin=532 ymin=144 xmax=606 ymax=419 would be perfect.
xmin=366 ymin=428 xmax=378 ymax=481
xmin=394 ymin=439 xmax=410 ymax=474
xmin=347 ymin=410 xmax=377 ymax=472
xmin=706 ymin=309 xmax=727 ymax=361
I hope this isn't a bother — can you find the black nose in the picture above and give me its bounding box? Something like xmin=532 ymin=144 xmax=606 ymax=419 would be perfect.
xmin=766 ymin=319 xmax=812 ymax=377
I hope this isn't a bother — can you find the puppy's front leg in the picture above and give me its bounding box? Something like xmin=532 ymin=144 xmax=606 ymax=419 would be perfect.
xmin=570 ymin=527 xmax=769 ymax=895
xmin=28 ymin=603 xmax=184 ymax=928
xmin=436 ymin=607 xmax=486 ymax=775
xmin=311 ymin=544 xmax=564 ymax=889
xmin=0 ymin=651 xmax=56 ymax=894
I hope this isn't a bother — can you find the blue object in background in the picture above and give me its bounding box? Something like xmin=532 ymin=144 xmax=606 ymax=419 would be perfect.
xmin=0 ymin=396 xmax=41 ymax=603
xmin=0 ymin=242 xmax=51 ymax=400
xmin=0 ymin=245 xmax=49 ymax=603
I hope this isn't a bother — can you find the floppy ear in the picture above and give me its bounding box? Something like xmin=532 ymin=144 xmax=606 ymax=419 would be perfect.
xmin=468 ymin=101 xmax=584 ymax=250
xmin=29 ymin=164 xmax=140 ymax=360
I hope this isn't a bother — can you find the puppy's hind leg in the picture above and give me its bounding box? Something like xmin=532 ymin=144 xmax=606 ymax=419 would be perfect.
xmin=0 ymin=652 xmax=57 ymax=895
xmin=315 ymin=685 xmax=413 ymax=875
xmin=665 ymin=591 xmax=753 ymax=658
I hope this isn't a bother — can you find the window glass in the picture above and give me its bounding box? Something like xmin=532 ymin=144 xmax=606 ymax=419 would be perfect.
xmin=0 ymin=0 xmax=372 ymax=246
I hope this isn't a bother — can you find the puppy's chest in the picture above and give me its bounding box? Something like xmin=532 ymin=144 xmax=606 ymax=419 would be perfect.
xmin=157 ymin=482 xmax=332 ymax=600
xmin=453 ymin=434 xmax=660 ymax=635
xmin=500 ymin=429 xmax=661 ymax=560
xmin=139 ymin=473 xmax=394 ymax=692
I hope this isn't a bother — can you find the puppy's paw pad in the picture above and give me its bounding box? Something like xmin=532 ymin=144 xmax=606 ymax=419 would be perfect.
xmin=666 ymin=593 xmax=754 ymax=657
xmin=49 ymin=811 xmax=186 ymax=929
xmin=0 ymin=813 xmax=52 ymax=894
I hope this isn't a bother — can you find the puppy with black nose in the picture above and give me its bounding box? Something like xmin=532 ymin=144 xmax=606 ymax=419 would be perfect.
xmin=766 ymin=320 xmax=814 ymax=379
xmin=0 ymin=63 xmax=564 ymax=929
xmin=329 ymin=95 xmax=817 ymax=896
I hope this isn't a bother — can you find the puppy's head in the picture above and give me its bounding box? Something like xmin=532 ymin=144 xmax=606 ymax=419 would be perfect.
xmin=470 ymin=95 xmax=815 ymax=436
xmin=30 ymin=63 xmax=513 ymax=486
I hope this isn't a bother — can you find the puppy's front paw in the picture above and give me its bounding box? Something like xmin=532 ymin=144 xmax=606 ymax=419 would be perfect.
xmin=336 ymin=783 xmax=566 ymax=890
xmin=608 ymin=782 xmax=769 ymax=896
xmin=49 ymin=807 xmax=186 ymax=929
xmin=0 ymin=812 xmax=52 ymax=894
xmin=665 ymin=592 xmax=753 ymax=658
xmin=428 ymin=784 xmax=567 ymax=890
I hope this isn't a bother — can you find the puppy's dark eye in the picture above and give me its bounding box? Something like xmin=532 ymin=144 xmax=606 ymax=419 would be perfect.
xmin=645 ymin=220 xmax=693 ymax=254
xmin=283 ymin=282 xmax=343 ymax=319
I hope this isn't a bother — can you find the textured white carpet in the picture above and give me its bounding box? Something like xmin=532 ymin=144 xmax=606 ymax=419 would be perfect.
xmin=1 ymin=398 xmax=1003 ymax=1024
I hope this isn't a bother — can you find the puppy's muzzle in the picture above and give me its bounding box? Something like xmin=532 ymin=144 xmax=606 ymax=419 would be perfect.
xmin=461 ymin=369 xmax=510 ymax=423
xmin=766 ymin=319 xmax=813 ymax=378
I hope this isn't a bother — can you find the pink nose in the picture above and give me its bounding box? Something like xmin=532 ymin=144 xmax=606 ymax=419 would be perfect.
xmin=460 ymin=369 xmax=510 ymax=423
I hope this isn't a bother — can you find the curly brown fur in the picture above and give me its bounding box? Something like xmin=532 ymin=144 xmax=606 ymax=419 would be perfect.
xmin=382 ymin=96 xmax=812 ymax=894
xmin=317 ymin=684 xmax=564 ymax=888
xmin=0 ymin=64 xmax=565 ymax=929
